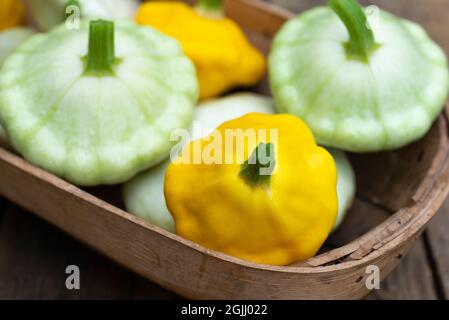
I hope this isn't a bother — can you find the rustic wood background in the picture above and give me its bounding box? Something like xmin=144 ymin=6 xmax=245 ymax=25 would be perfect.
xmin=1 ymin=0 xmax=449 ymax=299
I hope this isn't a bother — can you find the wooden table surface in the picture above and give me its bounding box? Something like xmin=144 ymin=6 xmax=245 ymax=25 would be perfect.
xmin=1 ymin=0 xmax=449 ymax=300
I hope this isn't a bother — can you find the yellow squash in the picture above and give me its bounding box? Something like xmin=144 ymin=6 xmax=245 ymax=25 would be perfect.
xmin=0 ymin=0 xmax=25 ymax=31
xmin=136 ymin=0 xmax=265 ymax=99
xmin=165 ymin=113 xmax=338 ymax=265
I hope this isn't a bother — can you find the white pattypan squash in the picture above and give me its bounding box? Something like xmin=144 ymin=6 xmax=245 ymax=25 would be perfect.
xmin=0 ymin=20 xmax=198 ymax=186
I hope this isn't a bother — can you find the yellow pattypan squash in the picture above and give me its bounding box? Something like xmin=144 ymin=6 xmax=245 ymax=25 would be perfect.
xmin=165 ymin=113 xmax=338 ymax=265
xmin=0 ymin=0 xmax=25 ymax=31
xmin=136 ymin=0 xmax=265 ymax=99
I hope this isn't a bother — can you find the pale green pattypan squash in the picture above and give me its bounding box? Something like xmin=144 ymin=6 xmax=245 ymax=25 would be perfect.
xmin=0 ymin=20 xmax=198 ymax=186
xmin=0 ymin=28 xmax=35 ymax=65
xmin=0 ymin=27 xmax=36 ymax=146
xmin=329 ymin=148 xmax=355 ymax=230
xmin=190 ymin=93 xmax=275 ymax=141
xmin=125 ymin=160 xmax=174 ymax=232
xmin=123 ymin=93 xmax=356 ymax=232
xmin=270 ymin=0 xmax=449 ymax=152
xmin=26 ymin=0 xmax=139 ymax=31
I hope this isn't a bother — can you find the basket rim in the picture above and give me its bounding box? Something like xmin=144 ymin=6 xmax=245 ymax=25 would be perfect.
xmin=1 ymin=107 xmax=448 ymax=275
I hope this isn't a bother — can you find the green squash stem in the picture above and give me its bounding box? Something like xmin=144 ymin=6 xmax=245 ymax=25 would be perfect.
xmin=85 ymin=20 xmax=115 ymax=75
xmin=239 ymin=142 xmax=276 ymax=188
xmin=329 ymin=0 xmax=377 ymax=61
xmin=195 ymin=0 xmax=223 ymax=17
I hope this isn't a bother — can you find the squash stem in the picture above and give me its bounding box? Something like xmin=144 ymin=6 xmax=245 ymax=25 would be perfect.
xmin=195 ymin=0 xmax=224 ymax=18
xmin=239 ymin=143 xmax=276 ymax=188
xmin=329 ymin=0 xmax=376 ymax=61
xmin=85 ymin=20 xmax=115 ymax=74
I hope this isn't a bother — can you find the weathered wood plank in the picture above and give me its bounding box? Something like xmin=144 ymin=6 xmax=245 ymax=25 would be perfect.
xmin=366 ymin=238 xmax=437 ymax=300
xmin=426 ymin=199 xmax=449 ymax=299
xmin=131 ymin=279 xmax=180 ymax=300
xmin=0 ymin=196 xmax=6 ymax=229
xmin=0 ymin=203 xmax=175 ymax=299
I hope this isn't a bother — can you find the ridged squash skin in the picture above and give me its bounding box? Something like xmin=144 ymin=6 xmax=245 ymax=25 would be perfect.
xmin=0 ymin=27 xmax=35 ymax=146
xmin=269 ymin=7 xmax=449 ymax=152
xmin=0 ymin=21 xmax=198 ymax=186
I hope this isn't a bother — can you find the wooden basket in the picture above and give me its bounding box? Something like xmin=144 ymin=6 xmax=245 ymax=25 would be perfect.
xmin=1 ymin=0 xmax=449 ymax=299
